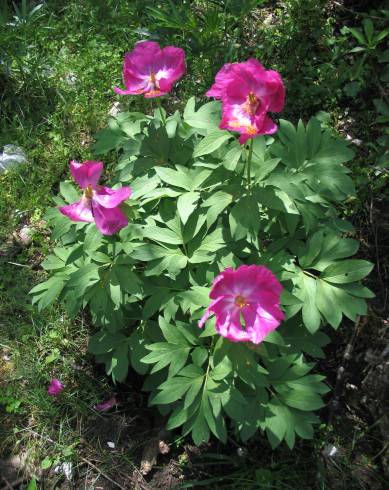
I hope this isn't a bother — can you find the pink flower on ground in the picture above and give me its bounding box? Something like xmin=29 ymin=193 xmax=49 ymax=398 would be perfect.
xmin=206 ymin=59 xmax=285 ymax=144
xmin=114 ymin=41 xmax=186 ymax=98
xmin=48 ymin=379 xmax=64 ymax=396
xmin=59 ymin=161 xmax=131 ymax=235
xmin=94 ymin=396 xmax=117 ymax=412
xmin=199 ymin=265 xmax=284 ymax=344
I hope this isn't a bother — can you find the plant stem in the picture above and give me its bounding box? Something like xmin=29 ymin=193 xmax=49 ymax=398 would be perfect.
xmin=246 ymin=138 xmax=254 ymax=191
xmin=156 ymin=97 xmax=166 ymax=126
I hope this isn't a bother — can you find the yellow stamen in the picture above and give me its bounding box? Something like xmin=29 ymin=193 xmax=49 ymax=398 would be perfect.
xmin=244 ymin=92 xmax=260 ymax=116
xmin=84 ymin=185 xmax=93 ymax=199
xmin=147 ymin=89 xmax=162 ymax=96
xmin=246 ymin=125 xmax=257 ymax=135
xmin=235 ymin=294 xmax=248 ymax=308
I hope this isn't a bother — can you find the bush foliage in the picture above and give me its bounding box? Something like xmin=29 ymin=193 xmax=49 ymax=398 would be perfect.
xmin=31 ymin=96 xmax=373 ymax=448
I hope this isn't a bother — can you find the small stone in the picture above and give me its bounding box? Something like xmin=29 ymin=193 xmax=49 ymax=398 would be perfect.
xmin=108 ymin=102 xmax=121 ymax=118
xmin=65 ymin=72 xmax=77 ymax=86
xmin=158 ymin=440 xmax=170 ymax=455
xmin=237 ymin=447 xmax=247 ymax=457
xmin=54 ymin=462 xmax=73 ymax=480
xmin=18 ymin=225 xmax=33 ymax=246
xmin=0 ymin=145 xmax=27 ymax=173
xmin=322 ymin=444 xmax=338 ymax=458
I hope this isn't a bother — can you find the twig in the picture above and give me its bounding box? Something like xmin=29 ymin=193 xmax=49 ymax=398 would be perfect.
xmin=0 ymin=476 xmax=14 ymax=490
xmin=374 ymin=74 xmax=389 ymax=104
xmin=332 ymin=1 xmax=385 ymax=20
xmin=328 ymin=315 xmax=363 ymax=424
xmin=23 ymin=429 xmax=127 ymax=490
xmin=79 ymin=457 xmax=126 ymax=490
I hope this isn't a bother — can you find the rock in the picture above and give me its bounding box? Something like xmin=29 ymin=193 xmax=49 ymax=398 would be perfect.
xmin=0 ymin=145 xmax=27 ymax=173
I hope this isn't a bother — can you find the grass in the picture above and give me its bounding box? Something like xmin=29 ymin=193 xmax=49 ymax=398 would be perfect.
xmin=1 ymin=0 xmax=388 ymax=488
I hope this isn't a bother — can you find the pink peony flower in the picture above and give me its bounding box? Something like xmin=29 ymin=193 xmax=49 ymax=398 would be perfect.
xmin=206 ymin=59 xmax=285 ymax=144
xmin=114 ymin=41 xmax=186 ymax=98
xmin=59 ymin=161 xmax=131 ymax=235
xmin=199 ymin=265 xmax=284 ymax=344
xmin=48 ymin=379 xmax=64 ymax=396
xmin=94 ymin=396 xmax=117 ymax=412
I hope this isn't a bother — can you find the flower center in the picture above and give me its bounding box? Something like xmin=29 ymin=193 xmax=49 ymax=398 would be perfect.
xmin=84 ymin=185 xmax=94 ymax=199
xmin=149 ymin=71 xmax=159 ymax=88
xmin=235 ymin=294 xmax=248 ymax=308
xmin=244 ymin=92 xmax=260 ymax=116
xmin=245 ymin=124 xmax=257 ymax=135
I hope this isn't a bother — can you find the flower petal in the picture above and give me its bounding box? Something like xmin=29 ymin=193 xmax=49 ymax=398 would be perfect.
xmin=93 ymin=186 xmax=132 ymax=208
xmin=206 ymin=63 xmax=237 ymax=99
xmin=117 ymin=42 xmax=185 ymax=97
xmin=94 ymin=396 xmax=117 ymax=412
xmin=70 ymin=160 xmax=103 ymax=189
xmin=48 ymin=379 xmax=64 ymax=396
xmin=92 ymin=202 xmax=128 ymax=235
xmin=59 ymin=198 xmax=93 ymax=222
xmin=204 ymin=265 xmax=284 ymax=344
xmin=264 ymin=69 xmax=285 ymax=112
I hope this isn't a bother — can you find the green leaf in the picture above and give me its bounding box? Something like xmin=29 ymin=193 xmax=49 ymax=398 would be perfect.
xmin=298 ymin=275 xmax=321 ymax=333
xmin=347 ymin=27 xmax=366 ymax=45
xmin=150 ymin=376 xmax=193 ymax=405
xmin=222 ymin=144 xmax=243 ymax=170
xmin=109 ymin=343 xmax=129 ymax=383
xmin=193 ymin=130 xmax=231 ymax=158
xmin=142 ymin=342 xmax=191 ymax=377
xmin=254 ymin=158 xmax=280 ymax=182
xmin=41 ymin=457 xmax=53 ymax=470
xmin=167 ymin=405 xmax=190 ymax=429
xmin=278 ymin=388 xmax=325 ymax=411
xmin=184 ymin=374 xmax=204 ymax=409
xmin=88 ymin=331 xmax=127 ymax=355
xmin=66 ymin=264 xmax=100 ymax=296
xmin=41 ymin=254 xmax=65 ymax=270
xmin=84 ymin=225 xmax=103 ymax=252
xmin=184 ymin=98 xmax=221 ymax=130
xmin=113 ymin=267 xmax=142 ymax=295
xmin=321 ymin=260 xmax=373 ymax=284
xmin=363 ymin=18 xmax=374 ymax=44
xmin=155 ymin=167 xmax=192 ymax=190
xmin=142 ymin=225 xmax=183 ymax=245
xmin=177 ymin=192 xmax=200 ymax=224
xmin=229 ymin=195 xmax=260 ymax=240
xmin=30 ymin=275 xmax=67 ymax=311
xmin=192 ymin=410 xmax=210 ymax=445
xmin=192 ymin=347 xmax=208 ymax=367
xmin=60 ymin=181 xmax=79 ymax=203
xmin=27 ymin=478 xmax=38 ymax=490
xmin=202 ymin=191 xmax=233 ymax=228
xmin=316 ymin=279 xmax=342 ymax=328
xmin=128 ymin=330 xmax=149 ymax=375
xmin=282 ymin=321 xmax=330 ymax=358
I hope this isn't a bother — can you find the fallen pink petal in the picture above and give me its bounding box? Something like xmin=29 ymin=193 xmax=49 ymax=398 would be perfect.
xmin=199 ymin=265 xmax=285 ymax=344
xmin=59 ymin=160 xmax=131 ymax=235
xmin=114 ymin=41 xmax=186 ymax=98
xmin=94 ymin=396 xmax=118 ymax=412
xmin=48 ymin=378 xmax=64 ymax=396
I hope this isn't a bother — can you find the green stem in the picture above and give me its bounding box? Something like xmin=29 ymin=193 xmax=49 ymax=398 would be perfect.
xmin=246 ymin=138 xmax=254 ymax=191
xmin=156 ymin=97 xmax=166 ymax=126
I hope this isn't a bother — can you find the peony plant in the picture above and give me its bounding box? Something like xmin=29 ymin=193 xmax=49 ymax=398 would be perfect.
xmin=31 ymin=43 xmax=373 ymax=449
